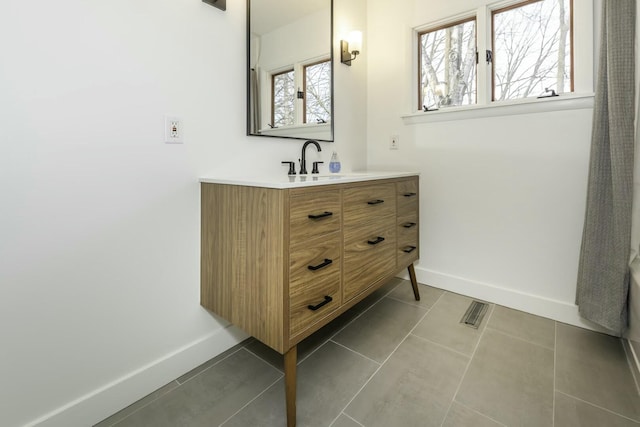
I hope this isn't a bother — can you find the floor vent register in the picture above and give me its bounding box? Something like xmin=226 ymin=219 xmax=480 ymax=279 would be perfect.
xmin=460 ymin=300 xmax=488 ymax=329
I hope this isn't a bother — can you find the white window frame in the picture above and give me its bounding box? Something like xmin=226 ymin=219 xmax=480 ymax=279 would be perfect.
xmin=259 ymin=55 xmax=331 ymax=133
xmin=404 ymin=0 xmax=595 ymax=124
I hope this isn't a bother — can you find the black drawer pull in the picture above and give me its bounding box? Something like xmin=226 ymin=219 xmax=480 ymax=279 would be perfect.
xmin=308 ymin=211 xmax=333 ymax=220
xmin=367 ymin=236 xmax=385 ymax=245
xmin=308 ymin=258 xmax=333 ymax=271
xmin=402 ymin=245 xmax=417 ymax=253
xmin=367 ymin=199 xmax=385 ymax=205
xmin=308 ymin=295 xmax=333 ymax=311
xmin=403 ymin=192 xmax=417 ymax=197
xmin=402 ymin=222 xmax=417 ymax=228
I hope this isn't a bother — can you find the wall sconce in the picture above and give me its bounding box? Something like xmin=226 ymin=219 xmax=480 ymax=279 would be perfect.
xmin=202 ymin=0 xmax=225 ymax=11
xmin=341 ymin=31 xmax=362 ymax=66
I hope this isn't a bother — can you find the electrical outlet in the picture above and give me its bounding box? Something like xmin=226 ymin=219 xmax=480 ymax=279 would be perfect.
xmin=390 ymin=135 xmax=399 ymax=150
xmin=165 ymin=116 xmax=183 ymax=144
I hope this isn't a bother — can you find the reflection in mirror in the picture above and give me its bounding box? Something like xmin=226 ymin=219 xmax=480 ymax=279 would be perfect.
xmin=247 ymin=0 xmax=333 ymax=141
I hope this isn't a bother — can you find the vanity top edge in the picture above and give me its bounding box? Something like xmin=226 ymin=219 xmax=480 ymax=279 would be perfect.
xmin=199 ymin=171 xmax=419 ymax=189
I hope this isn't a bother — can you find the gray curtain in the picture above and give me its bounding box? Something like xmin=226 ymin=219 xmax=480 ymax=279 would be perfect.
xmin=576 ymin=0 xmax=636 ymax=336
xmin=250 ymin=68 xmax=260 ymax=134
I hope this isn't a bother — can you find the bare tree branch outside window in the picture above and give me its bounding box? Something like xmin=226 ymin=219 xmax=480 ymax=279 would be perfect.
xmin=305 ymin=60 xmax=332 ymax=123
xmin=419 ymin=19 xmax=477 ymax=109
xmin=418 ymin=0 xmax=572 ymax=109
xmin=493 ymin=0 xmax=572 ymax=100
xmin=272 ymin=69 xmax=295 ymax=127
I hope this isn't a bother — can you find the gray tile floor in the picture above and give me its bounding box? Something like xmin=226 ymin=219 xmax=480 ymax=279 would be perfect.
xmin=96 ymin=278 xmax=640 ymax=427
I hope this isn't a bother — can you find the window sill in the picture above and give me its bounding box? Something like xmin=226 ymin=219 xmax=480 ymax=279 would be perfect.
xmin=258 ymin=122 xmax=331 ymax=139
xmin=401 ymin=93 xmax=594 ymax=125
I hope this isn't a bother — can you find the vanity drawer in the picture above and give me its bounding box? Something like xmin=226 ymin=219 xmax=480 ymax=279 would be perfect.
xmin=343 ymin=222 xmax=397 ymax=301
xmin=290 ymin=189 xmax=341 ymax=247
xmin=343 ymin=183 xmax=396 ymax=227
xmin=343 ymin=213 xmax=395 ymax=245
xmin=397 ymin=178 xmax=419 ymax=216
xmin=397 ymin=213 xmax=419 ymax=266
xmin=289 ymin=235 xmax=342 ymax=337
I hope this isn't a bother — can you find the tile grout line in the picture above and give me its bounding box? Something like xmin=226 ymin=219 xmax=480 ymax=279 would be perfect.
xmin=176 ymin=347 xmax=247 ymax=385
xmin=317 ymin=281 xmax=405 ymax=351
xmin=554 ymin=327 xmax=640 ymax=424
xmin=326 ymin=289 xmax=443 ymax=427
xmin=296 ymin=297 xmax=385 ymax=367
xmin=484 ymin=324 xmax=555 ymax=351
xmin=386 ymin=293 xmax=433 ymax=309
xmin=217 ymin=374 xmax=284 ymax=427
xmin=105 ymin=381 xmax=178 ymax=427
xmin=439 ymin=304 xmax=496 ymax=427
xmin=554 ymin=390 xmax=640 ymax=424
xmin=452 ymin=401 xmax=508 ymax=427
xmin=329 ymin=339 xmax=383 ymax=366
xmin=242 ymin=346 xmax=284 ymax=374
xmin=409 ymin=332 xmax=474 ymax=359
xmin=341 ymin=412 xmax=366 ymax=427
xmin=107 ymin=346 xmax=249 ymax=426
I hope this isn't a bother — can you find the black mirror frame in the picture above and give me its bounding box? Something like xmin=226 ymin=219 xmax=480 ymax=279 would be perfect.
xmin=246 ymin=0 xmax=334 ymax=142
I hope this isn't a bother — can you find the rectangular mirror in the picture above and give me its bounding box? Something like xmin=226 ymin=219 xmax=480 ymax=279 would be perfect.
xmin=247 ymin=0 xmax=333 ymax=142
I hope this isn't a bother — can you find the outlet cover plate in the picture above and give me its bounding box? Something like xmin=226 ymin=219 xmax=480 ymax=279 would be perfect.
xmin=390 ymin=135 xmax=399 ymax=150
xmin=165 ymin=116 xmax=183 ymax=144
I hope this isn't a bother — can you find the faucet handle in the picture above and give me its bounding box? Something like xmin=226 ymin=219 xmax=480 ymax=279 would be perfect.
xmin=312 ymin=161 xmax=324 ymax=174
xmin=281 ymin=161 xmax=296 ymax=175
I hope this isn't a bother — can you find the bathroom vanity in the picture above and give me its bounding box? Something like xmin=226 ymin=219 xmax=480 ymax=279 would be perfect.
xmin=200 ymin=172 xmax=420 ymax=427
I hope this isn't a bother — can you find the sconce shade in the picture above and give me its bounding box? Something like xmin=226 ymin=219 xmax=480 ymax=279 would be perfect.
xmin=348 ymin=31 xmax=362 ymax=53
xmin=341 ymin=30 xmax=362 ymax=66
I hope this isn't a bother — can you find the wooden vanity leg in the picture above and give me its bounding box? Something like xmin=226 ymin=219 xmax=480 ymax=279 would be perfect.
xmin=284 ymin=345 xmax=297 ymax=427
xmin=408 ymin=263 xmax=420 ymax=301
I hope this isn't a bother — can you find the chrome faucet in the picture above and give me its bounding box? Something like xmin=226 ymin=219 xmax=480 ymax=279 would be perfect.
xmin=300 ymin=140 xmax=321 ymax=175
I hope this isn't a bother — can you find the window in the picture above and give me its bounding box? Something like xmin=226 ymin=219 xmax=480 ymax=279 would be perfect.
xmin=270 ymin=59 xmax=331 ymax=128
xmin=417 ymin=0 xmax=574 ymax=110
xmin=419 ymin=18 xmax=477 ymax=110
xmin=272 ymin=69 xmax=295 ymax=127
xmin=304 ymin=60 xmax=332 ymax=124
xmin=493 ymin=0 xmax=572 ymax=100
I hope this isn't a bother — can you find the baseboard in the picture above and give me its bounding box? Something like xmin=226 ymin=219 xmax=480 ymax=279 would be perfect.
xmin=402 ymin=265 xmax=610 ymax=334
xmin=27 ymin=325 xmax=248 ymax=427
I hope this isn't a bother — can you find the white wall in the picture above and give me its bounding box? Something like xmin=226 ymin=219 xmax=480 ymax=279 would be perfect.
xmin=366 ymin=0 xmax=599 ymax=327
xmin=259 ymin=9 xmax=330 ymax=70
xmin=0 ymin=0 xmax=366 ymax=425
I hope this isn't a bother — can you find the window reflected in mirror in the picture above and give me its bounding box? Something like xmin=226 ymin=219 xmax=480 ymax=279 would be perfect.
xmin=272 ymin=69 xmax=295 ymax=128
xmin=304 ymin=60 xmax=332 ymax=124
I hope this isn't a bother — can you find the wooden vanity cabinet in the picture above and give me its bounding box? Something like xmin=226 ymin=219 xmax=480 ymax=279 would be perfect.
xmin=200 ymin=175 xmax=419 ymax=427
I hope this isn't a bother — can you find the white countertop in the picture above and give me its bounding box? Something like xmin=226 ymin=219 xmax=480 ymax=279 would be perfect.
xmin=199 ymin=171 xmax=419 ymax=189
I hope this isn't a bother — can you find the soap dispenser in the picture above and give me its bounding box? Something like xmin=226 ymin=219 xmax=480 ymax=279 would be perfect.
xmin=329 ymin=151 xmax=341 ymax=173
